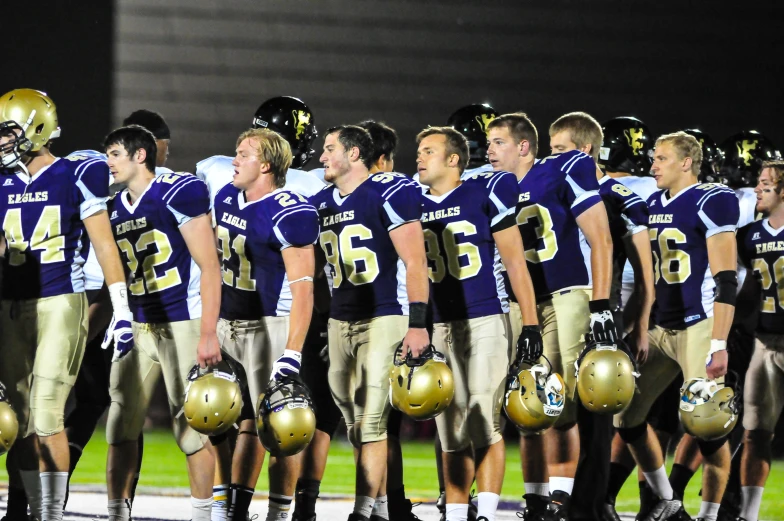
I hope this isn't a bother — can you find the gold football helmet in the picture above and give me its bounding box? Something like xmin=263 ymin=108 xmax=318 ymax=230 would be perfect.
xmin=183 ymin=362 xmax=243 ymax=436
xmin=256 ymin=376 xmax=316 ymax=457
xmin=389 ymin=345 xmax=454 ymax=421
xmin=0 ymin=89 xmax=61 ymax=168
xmin=679 ymin=378 xmax=739 ymax=441
xmin=505 ymin=359 xmax=565 ymax=434
xmin=0 ymin=382 xmax=19 ymax=455
xmin=576 ymin=336 xmax=638 ymax=415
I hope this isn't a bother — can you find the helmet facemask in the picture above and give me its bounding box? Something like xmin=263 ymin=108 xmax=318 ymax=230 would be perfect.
xmin=0 ymin=121 xmax=33 ymax=169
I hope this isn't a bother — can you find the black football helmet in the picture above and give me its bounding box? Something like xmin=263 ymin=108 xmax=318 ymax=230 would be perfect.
xmin=718 ymin=130 xmax=782 ymax=189
xmin=683 ymin=129 xmax=723 ymax=183
xmin=447 ymin=104 xmax=499 ymax=169
xmin=599 ymin=117 xmax=653 ymax=176
xmin=252 ymin=96 xmax=317 ymax=169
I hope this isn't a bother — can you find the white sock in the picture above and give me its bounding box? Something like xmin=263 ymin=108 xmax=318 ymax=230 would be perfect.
xmin=371 ymin=495 xmax=389 ymax=520
xmin=21 ymin=469 xmax=43 ymax=520
xmin=108 ymin=498 xmax=132 ymax=521
xmin=696 ymin=501 xmax=720 ymax=521
xmin=524 ymin=482 xmax=550 ymax=497
xmin=266 ymin=493 xmax=293 ymax=521
xmin=353 ymin=495 xmax=375 ymax=518
xmin=476 ymin=492 xmax=500 ymax=521
xmin=212 ymin=484 xmax=229 ymax=521
xmin=192 ymin=496 xmax=213 ymax=521
xmin=740 ymin=486 xmax=763 ymax=521
xmin=40 ymin=472 xmax=69 ymax=521
xmin=643 ymin=466 xmax=674 ymax=500
xmin=549 ymin=477 xmax=574 ymax=495
xmin=445 ymin=503 xmax=469 ymax=521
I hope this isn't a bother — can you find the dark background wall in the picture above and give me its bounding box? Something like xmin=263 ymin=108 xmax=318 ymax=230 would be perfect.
xmin=1 ymin=3 xmax=113 ymax=157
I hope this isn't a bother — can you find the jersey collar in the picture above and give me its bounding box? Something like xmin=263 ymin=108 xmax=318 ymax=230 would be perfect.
xmin=16 ymin=157 xmax=60 ymax=185
xmin=762 ymin=218 xmax=784 ymax=236
xmin=238 ymin=187 xmax=283 ymax=210
xmin=121 ymin=178 xmax=155 ymax=214
xmin=422 ymin=182 xmax=462 ymax=203
xmin=660 ymin=182 xmax=698 ymax=207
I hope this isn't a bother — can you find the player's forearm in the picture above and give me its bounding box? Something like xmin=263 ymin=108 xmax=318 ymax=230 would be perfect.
xmin=711 ymin=302 xmax=734 ymax=341
xmin=506 ymin=260 xmax=538 ymax=326
xmin=404 ymin=256 xmax=429 ymax=308
xmin=198 ymin=262 xmax=222 ymax=335
xmin=589 ymin=235 xmax=613 ymax=301
xmin=631 ymin=231 xmax=655 ymax=332
xmin=285 ymin=282 xmax=314 ymax=353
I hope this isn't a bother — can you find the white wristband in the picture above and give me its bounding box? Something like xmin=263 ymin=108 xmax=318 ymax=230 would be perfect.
xmin=705 ymin=339 xmax=727 ymax=365
xmin=289 ymin=276 xmax=313 ymax=285
xmin=108 ymin=282 xmax=132 ymax=320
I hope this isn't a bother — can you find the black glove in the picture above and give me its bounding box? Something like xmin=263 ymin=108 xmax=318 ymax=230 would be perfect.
xmin=515 ymin=325 xmax=544 ymax=366
xmin=588 ymin=299 xmax=618 ymax=345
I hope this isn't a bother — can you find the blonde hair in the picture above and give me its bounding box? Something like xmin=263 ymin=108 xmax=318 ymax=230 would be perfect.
xmin=236 ymin=128 xmax=293 ymax=188
xmin=761 ymin=160 xmax=784 ymax=192
xmin=655 ymin=131 xmax=702 ymax=176
xmin=549 ymin=112 xmax=603 ymax=162
xmin=488 ymin=112 xmax=539 ymax=156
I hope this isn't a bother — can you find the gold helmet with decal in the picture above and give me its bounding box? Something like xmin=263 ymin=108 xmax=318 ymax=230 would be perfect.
xmin=389 ymin=344 xmax=454 ymax=421
xmin=504 ymin=359 xmax=565 ymax=434
xmin=679 ymin=378 xmax=739 ymax=441
xmin=0 ymin=382 xmax=19 ymax=456
xmin=0 ymin=89 xmax=61 ymax=168
xmin=183 ymin=361 xmax=244 ymax=436
xmin=256 ymin=376 xmax=316 ymax=457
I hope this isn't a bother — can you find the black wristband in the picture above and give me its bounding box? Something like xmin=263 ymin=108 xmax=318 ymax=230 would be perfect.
xmin=409 ymin=302 xmax=428 ymax=329
xmin=589 ymin=299 xmax=611 ymax=314
xmin=521 ymin=325 xmax=540 ymax=333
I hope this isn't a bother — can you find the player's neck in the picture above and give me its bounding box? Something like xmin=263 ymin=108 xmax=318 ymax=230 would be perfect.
xmin=334 ymin=167 xmax=369 ymax=196
xmin=428 ymin=174 xmax=461 ymax=196
xmin=127 ymin=169 xmax=156 ymax=202
xmin=768 ymin=205 xmax=784 ymax=229
xmin=512 ymin=155 xmax=535 ymax=181
xmin=607 ymin=171 xmax=631 ymax=179
xmin=667 ymin=176 xmax=699 ymax=197
xmin=244 ymin=175 xmax=276 ymax=202
xmin=23 ymin=149 xmax=56 ymax=176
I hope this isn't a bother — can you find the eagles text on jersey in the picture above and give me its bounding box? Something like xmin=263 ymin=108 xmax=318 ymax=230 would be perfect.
xmin=309 ymin=172 xmax=422 ymax=321
xmin=0 ymin=155 xmax=109 ymax=299
xmin=109 ymin=172 xmax=210 ymax=323
xmin=646 ymin=183 xmax=740 ymax=329
xmin=738 ymin=218 xmax=784 ymax=335
xmin=421 ymin=170 xmax=519 ymax=322
xmin=511 ymin=150 xmax=602 ymax=299
xmin=213 ymin=184 xmax=320 ymax=320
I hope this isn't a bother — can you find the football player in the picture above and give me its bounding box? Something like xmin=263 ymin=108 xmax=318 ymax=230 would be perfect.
xmin=548 ymin=112 xmax=653 ymax=521
xmin=102 ymin=125 xmax=221 ymax=521
xmin=735 ymin=160 xmax=784 ymax=521
xmin=417 ymin=126 xmax=540 ymax=521
xmin=210 ymin=127 xmax=319 ymax=521
xmin=196 ymin=96 xmax=325 ymax=206
xmin=0 ymin=88 xmax=130 ymax=521
xmin=310 ymin=125 xmax=429 ymax=521
xmin=613 ymin=132 xmax=739 ymax=521
xmin=487 ymin=113 xmax=615 ymax=520
xmin=64 ymin=109 xmax=174 ymax=503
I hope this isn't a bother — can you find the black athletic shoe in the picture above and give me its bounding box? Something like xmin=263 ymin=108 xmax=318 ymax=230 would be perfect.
xmin=292 ymin=514 xmax=317 ymax=521
xmin=543 ymin=491 xmax=570 ymax=521
xmin=388 ymin=498 xmax=422 ymax=520
xmin=519 ymin=494 xmax=549 ymax=521
xmin=600 ymin=502 xmax=623 ymax=521
xmin=641 ymin=499 xmax=684 ymax=521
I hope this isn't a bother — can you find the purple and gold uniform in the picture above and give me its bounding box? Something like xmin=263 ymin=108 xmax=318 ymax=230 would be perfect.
xmin=422 ymin=170 xmax=518 ymax=451
xmin=309 ymin=172 xmax=421 ymax=446
xmin=213 ymin=184 xmax=320 ymax=410
xmin=509 ymin=150 xmax=602 ymax=424
xmin=738 ymin=219 xmax=784 ymax=432
xmin=105 ymin=172 xmax=211 ymax=455
xmin=615 ymin=182 xmax=740 ymax=429
xmin=0 ymin=155 xmax=108 ymax=435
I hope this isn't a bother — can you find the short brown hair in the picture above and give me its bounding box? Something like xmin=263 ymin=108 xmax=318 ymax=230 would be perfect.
xmin=416 ymin=126 xmax=469 ymax=172
xmin=236 ymin=128 xmax=293 ymax=188
xmin=655 ymin=131 xmax=702 ymax=176
xmin=549 ymin=112 xmax=603 ymax=162
xmin=487 ymin=112 xmax=539 ymax=156
xmin=761 ymin=160 xmax=784 ymax=192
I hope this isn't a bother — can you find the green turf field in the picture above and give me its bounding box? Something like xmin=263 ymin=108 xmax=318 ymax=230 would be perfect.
xmin=2 ymin=429 xmax=783 ymax=519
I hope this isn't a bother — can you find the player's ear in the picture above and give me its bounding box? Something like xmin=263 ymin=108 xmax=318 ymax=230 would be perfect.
xmin=447 ymin=152 xmax=459 ymax=168
xmin=582 ymin=144 xmax=592 ymax=155
xmin=348 ymin=146 xmax=361 ymax=163
xmin=259 ymin=161 xmax=271 ymax=174
xmin=683 ymin=156 xmax=693 ymax=173
xmin=519 ymin=139 xmax=530 ymax=157
xmin=134 ymin=147 xmax=147 ymax=165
